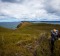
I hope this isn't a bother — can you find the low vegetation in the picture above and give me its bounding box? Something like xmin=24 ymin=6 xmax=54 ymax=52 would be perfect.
xmin=0 ymin=22 xmax=60 ymax=56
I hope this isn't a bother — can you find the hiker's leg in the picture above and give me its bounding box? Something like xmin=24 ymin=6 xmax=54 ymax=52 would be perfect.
xmin=51 ymin=40 xmax=54 ymax=53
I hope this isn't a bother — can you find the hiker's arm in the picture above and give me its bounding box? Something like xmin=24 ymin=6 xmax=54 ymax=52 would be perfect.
xmin=51 ymin=30 xmax=56 ymax=36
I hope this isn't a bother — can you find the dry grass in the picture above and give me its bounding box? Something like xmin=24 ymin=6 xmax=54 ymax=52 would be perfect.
xmin=0 ymin=22 xmax=60 ymax=56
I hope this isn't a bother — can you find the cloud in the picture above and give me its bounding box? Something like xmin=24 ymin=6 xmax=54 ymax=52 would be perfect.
xmin=45 ymin=0 xmax=60 ymax=16
xmin=1 ymin=0 xmax=24 ymax=3
xmin=0 ymin=0 xmax=60 ymax=22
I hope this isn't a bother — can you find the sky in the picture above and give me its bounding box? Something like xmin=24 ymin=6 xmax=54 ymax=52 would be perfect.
xmin=0 ymin=0 xmax=60 ymax=22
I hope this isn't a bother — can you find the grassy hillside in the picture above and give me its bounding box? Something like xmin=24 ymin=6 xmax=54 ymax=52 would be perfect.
xmin=0 ymin=22 xmax=60 ymax=56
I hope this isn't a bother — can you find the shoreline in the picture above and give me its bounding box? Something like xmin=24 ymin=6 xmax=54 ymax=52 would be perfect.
xmin=0 ymin=21 xmax=60 ymax=29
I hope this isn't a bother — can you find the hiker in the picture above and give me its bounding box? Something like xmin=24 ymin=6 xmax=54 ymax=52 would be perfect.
xmin=51 ymin=29 xmax=59 ymax=53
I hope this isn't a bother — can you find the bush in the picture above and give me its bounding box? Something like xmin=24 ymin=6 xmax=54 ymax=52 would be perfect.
xmin=36 ymin=34 xmax=51 ymax=56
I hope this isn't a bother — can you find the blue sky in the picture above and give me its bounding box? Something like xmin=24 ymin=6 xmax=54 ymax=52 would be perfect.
xmin=0 ymin=0 xmax=60 ymax=22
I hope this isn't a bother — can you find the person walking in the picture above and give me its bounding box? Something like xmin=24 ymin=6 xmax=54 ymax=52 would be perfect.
xmin=51 ymin=29 xmax=59 ymax=54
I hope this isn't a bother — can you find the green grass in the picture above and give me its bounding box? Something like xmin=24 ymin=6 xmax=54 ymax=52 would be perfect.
xmin=0 ymin=22 xmax=60 ymax=56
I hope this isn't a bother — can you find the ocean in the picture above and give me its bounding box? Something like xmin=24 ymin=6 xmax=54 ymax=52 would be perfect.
xmin=0 ymin=22 xmax=21 ymax=29
xmin=0 ymin=21 xmax=60 ymax=29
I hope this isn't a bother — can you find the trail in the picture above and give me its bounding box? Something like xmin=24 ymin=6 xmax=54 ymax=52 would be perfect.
xmin=16 ymin=33 xmax=51 ymax=56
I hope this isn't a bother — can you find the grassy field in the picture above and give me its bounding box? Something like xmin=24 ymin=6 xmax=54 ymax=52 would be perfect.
xmin=0 ymin=22 xmax=60 ymax=56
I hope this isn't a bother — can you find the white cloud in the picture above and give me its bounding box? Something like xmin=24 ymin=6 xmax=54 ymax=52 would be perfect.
xmin=45 ymin=0 xmax=60 ymax=16
xmin=50 ymin=0 xmax=60 ymax=11
xmin=0 ymin=0 xmax=60 ymax=22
